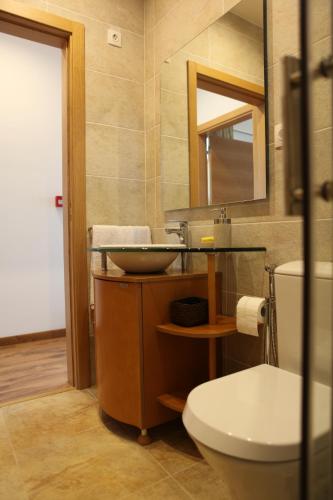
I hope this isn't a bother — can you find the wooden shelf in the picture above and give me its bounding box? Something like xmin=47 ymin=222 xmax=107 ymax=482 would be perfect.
xmin=157 ymin=390 xmax=189 ymax=413
xmin=156 ymin=315 xmax=237 ymax=339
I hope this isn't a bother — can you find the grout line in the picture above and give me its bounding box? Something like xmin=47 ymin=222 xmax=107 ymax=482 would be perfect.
xmin=142 ymin=446 xmax=198 ymax=499
xmin=160 ymin=86 xmax=187 ymax=97
xmin=168 ymin=475 xmax=194 ymax=499
xmin=143 ymin=0 xmax=147 ymax=225
xmin=161 ymin=87 xmax=187 ymax=97
xmin=214 ymin=19 xmax=264 ymax=45
xmin=145 ymin=75 xmax=155 ymax=88
xmin=171 ymin=464 xmax=205 ymax=499
xmin=152 ymin=0 xmax=183 ymax=31
xmin=160 ymin=134 xmax=187 ymax=141
xmin=45 ymin=1 xmax=144 ymax=38
xmin=86 ymin=174 xmax=145 ymax=182
xmin=0 ymin=386 xmax=74 ymax=409
xmin=86 ymin=68 xmax=144 ymax=86
xmin=232 ymin=217 xmax=333 ymax=226
xmin=314 ymin=125 xmax=333 ymax=134
xmin=313 ymin=34 xmax=332 ymax=46
xmin=86 ymin=121 xmax=144 ymax=133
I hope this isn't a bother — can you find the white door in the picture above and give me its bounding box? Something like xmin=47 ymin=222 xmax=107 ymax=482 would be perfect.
xmin=0 ymin=31 xmax=65 ymax=337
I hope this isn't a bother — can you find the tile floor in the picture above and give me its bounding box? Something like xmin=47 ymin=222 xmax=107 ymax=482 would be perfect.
xmin=0 ymin=388 xmax=232 ymax=499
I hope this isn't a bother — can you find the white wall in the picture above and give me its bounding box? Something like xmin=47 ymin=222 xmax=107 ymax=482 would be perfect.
xmin=197 ymin=88 xmax=246 ymax=125
xmin=0 ymin=32 xmax=65 ymax=337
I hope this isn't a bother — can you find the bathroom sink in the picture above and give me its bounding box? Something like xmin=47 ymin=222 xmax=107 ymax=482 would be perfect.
xmin=100 ymin=244 xmax=186 ymax=273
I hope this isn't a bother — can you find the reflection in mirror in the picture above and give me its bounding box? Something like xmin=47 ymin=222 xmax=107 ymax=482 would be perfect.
xmin=188 ymin=62 xmax=265 ymax=206
xmin=160 ymin=0 xmax=266 ymax=211
xmin=199 ymin=97 xmax=255 ymax=204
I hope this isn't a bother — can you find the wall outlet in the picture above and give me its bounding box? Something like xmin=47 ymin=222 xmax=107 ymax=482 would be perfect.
xmin=274 ymin=123 xmax=283 ymax=149
xmin=107 ymin=28 xmax=122 ymax=48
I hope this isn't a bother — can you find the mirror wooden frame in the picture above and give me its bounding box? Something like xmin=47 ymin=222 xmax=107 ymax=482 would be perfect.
xmin=187 ymin=61 xmax=266 ymax=207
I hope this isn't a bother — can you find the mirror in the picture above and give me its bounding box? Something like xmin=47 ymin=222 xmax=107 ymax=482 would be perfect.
xmin=160 ymin=0 xmax=266 ymax=210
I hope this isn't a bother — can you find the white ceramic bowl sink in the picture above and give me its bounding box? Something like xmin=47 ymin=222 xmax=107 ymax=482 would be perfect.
xmin=100 ymin=244 xmax=186 ymax=273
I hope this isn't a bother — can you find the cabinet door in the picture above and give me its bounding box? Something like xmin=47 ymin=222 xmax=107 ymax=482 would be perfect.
xmin=94 ymin=279 xmax=143 ymax=428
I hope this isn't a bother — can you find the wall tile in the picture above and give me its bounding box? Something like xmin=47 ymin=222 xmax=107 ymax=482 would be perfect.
xmin=46 ymin=5 xmax=143 ymax=82
xmin=217 ymin=11 xmax=263 ymax=42
xmin=313 ymin=128 xmax=333 ymax=220
xmin=86 ymin=70 xmax=144 ymax=130
xmin=154 ymin=0 xmax=224 ymax=67
xmin=313 ymin=36 xmax=332 ymax=132
xmin=232 ymin=220 xmax=303 ymax=269
xmin=224 ymin=0 xmax=241 ymax=13
xmin=86 ymin=176 xmax=145 ymax=227
xmin=271 ymin=0 xmax=299 ymax=64
xmin=182 ymin=28 xmax=209 ymax=59
xmin=160 ymin=52 xmax=188 ymax=94
xmin=15 ymin=0 xmax=45 ymax=7
xmin=209 ymin=19 xmax=263 ymax=79
xmin=154 ymin=0 xmax=181 ymax=24
xmin=160 ymin=136 xmax=189 ymax=184
xmin=161 ymin=182 xmax=189 ymax=212
xmin=160 ymin=90 xmax=188 ymax=138
xmin=144 ymin=29 xmax=154 ymax=81
xmin=144 ymin=0 xmax=155 ymax=32
xmin=86 ymin=123 xmax=144 ymax=179
xmin=312 ymin=0 xmax=331 ymax=43
xmin=47 ymin=0 xmax=144 ymax=34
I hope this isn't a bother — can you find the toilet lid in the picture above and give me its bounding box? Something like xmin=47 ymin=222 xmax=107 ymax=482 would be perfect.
xmin=183 ymin=364 xmax=331 ymax=462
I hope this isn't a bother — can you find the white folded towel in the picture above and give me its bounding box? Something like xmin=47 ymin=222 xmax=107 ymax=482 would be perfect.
xmin=90 ymin=225 xmax=151 ymax=303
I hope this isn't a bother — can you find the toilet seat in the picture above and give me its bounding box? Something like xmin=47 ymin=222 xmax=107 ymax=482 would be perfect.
xmin=183 ymin=364 xmax=330 ymax=462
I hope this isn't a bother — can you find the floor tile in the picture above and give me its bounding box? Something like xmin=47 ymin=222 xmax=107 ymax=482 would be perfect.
xmin=125 ymin=477 xmax=190 ymax=499
xmin=147 ymin=439 xmax=200 ymax=475
xmin=0 ymin=409 xmax=28 ymax=499
xmin=174 ymin=461 xmax=232 ymax=500
xmin=3 ymin=390 xmax=100 ymax=450
xmin=0 ymin=390 xmax=227 ymax=499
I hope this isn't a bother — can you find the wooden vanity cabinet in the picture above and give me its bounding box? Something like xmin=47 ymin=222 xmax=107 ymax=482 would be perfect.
xmin=94 ymin=271 xmax=221 ymax=433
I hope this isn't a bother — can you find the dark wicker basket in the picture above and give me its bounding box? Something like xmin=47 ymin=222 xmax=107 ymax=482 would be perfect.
xmin=170 ymin=297 xmax=208 ymax=327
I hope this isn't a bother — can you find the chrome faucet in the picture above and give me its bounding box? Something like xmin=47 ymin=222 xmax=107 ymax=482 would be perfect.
xmin=165 ymin=221 xmax=189 ymax=272
xmin=165 ymin=220 xmax=189 ymax=246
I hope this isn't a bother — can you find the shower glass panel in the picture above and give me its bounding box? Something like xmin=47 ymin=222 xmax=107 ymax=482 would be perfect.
xmin=301 ymin=1 xmax=333 ymax=498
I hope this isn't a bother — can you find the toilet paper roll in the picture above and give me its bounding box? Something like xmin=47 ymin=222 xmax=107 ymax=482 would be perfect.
xmin=236 ymin=296 xmax=266 ymax=337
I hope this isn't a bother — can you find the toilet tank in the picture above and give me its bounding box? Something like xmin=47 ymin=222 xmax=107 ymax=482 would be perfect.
xmin=275 ymin=261 xmax=332 ymax=385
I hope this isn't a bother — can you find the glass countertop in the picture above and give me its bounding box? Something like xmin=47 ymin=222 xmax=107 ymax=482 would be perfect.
xmin=90 ymin=245 xmax=266 ymax=253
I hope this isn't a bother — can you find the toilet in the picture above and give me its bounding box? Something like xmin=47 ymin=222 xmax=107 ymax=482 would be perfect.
xmin=183 ymin=261 xmax=332 ymax=500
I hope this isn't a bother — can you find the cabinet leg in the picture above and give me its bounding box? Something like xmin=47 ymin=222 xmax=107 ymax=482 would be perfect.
xmin=137 ymin=429 xmax=152 ymax=446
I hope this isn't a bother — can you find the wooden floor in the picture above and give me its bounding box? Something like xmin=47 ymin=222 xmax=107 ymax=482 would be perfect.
xmin=0 ymin=337 xmax=69 ymax=404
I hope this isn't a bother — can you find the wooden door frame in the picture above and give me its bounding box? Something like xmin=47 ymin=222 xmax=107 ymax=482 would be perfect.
xmin=0 ymin=0 xmax=90 ymax=389
xmin=187 ymin=60 xmax=265 ymax=207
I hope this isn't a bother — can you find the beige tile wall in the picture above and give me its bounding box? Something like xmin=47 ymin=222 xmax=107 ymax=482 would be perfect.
xmin=145 ymin=0 xmax=333 ymax=374
xmin=14 ymin=0 xmax=145 ymax=228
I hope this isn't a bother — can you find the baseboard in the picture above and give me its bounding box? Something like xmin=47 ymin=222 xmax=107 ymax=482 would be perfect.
xmin=0 ymin=328 xmax=66 ymax=346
